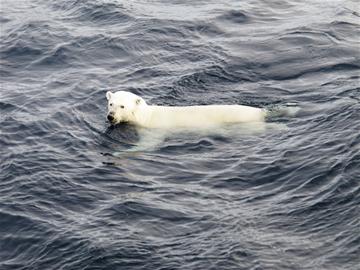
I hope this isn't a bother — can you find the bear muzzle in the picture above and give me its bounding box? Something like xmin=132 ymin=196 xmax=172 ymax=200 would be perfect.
xmin=107 ymin=114 xmax=114 ymax=122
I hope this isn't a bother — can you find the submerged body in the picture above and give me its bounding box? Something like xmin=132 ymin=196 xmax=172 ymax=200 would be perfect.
xmin=106 ymin=91 xmax=266 ymax=129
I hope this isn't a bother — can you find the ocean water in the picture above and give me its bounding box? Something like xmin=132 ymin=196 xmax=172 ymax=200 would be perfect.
xmin=1 ymin=0 xmax=359 ymax=269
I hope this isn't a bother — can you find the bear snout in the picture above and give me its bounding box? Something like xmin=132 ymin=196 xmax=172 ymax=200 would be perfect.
xmin=107 ymin=114 xmax=114 ymax=122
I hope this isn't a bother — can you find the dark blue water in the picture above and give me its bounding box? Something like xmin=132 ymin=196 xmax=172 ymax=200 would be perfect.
xmin=1 ymin=0 xmax=360 ymax=269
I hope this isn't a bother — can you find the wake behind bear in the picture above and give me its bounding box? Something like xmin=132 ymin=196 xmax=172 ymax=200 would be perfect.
xmin=105 ymin=91 xmax=297 ymax=129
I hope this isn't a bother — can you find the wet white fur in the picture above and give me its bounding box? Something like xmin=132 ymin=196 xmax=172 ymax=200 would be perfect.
xmin=106 ymin=91 xmax=266 ymax=129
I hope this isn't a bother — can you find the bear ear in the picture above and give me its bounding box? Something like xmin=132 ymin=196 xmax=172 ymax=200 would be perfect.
xmin=106 ymin=91 xmax=113 ymax=100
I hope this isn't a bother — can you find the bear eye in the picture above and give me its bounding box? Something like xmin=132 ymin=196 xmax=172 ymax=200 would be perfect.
xmin=109 ymin=103 xmax=113 ymax=106
xmin=120 ymin=105 xmax=125 ymax=109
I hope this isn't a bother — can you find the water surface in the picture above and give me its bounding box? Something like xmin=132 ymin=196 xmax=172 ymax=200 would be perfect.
xmin=1 ymin=0 xmax=360 ymax=269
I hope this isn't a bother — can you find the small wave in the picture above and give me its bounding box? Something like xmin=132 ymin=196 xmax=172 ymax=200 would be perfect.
xmin=175 ymin=63 xmax=256 ymax=89
xmin=30 ymin=44 xmax=75 ymax=67
xmin=0 ymin=15 xmax=11 ymax=24
xmin=0 ymin=22 xmax=66 ymax=67
xmin=0 ymin=101 xmax=18 ymax=112
xmin=184 ymin=21 xmax=226 ymax=37
xmin=25 ymin=33 xmax=130 ymax=68
xmin=51 ymin=0 xmax=133 ymax=25
xmin=100 ymin=200 xmax=194 ymax=222
xmin=216 ymin=10 xmax=250 ymax=24
xmin=260 ymin=58 xmax=360 ymax=81
xmin=160 ymin=138 xmax=215 ymax=154
xmin=278 ymin=29 xmax=338 ymax=45
xmin=0 ymin=40 xmax=44 ymax=62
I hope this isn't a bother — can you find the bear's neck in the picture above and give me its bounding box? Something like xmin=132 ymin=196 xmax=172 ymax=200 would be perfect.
xmin=132 ymin=104 xmax=152 ymax=127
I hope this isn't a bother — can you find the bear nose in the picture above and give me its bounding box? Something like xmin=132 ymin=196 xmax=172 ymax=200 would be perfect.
xmin=107 ymin=114 xmax=114 ymax=122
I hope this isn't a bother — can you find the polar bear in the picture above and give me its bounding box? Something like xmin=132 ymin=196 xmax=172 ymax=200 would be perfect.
xmin=106 ymin=91 xmax=270 ymax=129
